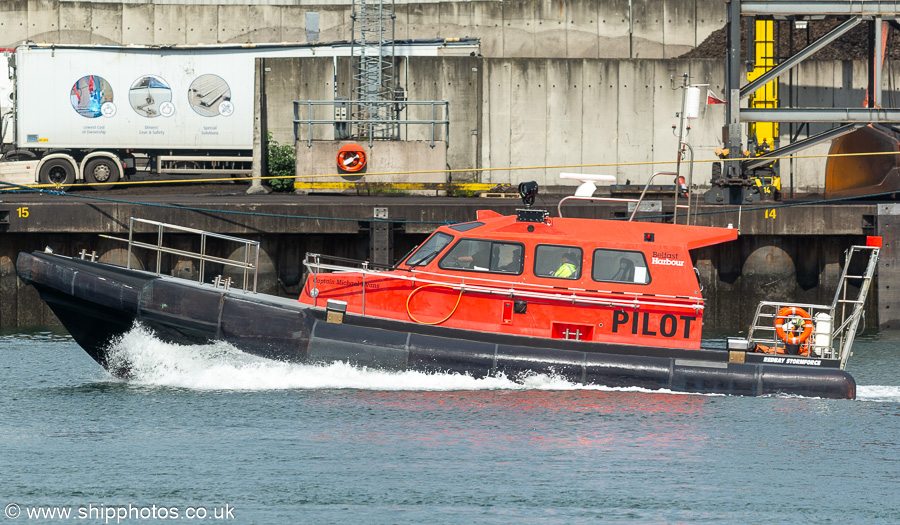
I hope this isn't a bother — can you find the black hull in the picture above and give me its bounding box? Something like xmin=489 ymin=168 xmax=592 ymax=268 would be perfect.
xmin=16 ymin=251 xmax=857 ymax=399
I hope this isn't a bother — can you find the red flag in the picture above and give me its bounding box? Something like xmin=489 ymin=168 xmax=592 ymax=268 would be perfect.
xmin=707 ymin=90 xmax=727 ymax=105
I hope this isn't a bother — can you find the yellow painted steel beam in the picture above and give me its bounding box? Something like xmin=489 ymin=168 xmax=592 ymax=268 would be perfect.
xmin=747 ymin=19 xmax=778 ymax=152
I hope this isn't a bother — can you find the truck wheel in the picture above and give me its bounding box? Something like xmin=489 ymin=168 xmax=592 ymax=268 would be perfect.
xmin=84 ymin=157 xmax=120 ymax=191
xmin=39 ymin=159 xmax=76 ymax=191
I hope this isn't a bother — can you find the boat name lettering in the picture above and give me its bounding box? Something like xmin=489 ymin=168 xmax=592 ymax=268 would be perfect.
xmin=763 ymin=356 xmax=822 ymax=366
xmin=651 ymin=251 xmax=684 ymax=267
xmin=611 ymin=311 xmax=695 ymax=338
xmin=317 ymin=277 xmax=379 ymax=289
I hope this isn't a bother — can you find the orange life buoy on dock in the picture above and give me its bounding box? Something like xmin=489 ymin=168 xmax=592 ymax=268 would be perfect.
xmin=774 ymin=306 xmax=813 ymax=345
xmin=336 ymin=144 xmax=367 ymax=173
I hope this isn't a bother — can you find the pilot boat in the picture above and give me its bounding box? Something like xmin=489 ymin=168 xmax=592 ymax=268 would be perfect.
xmin=15 ymin=179 xmax=880 ymax=399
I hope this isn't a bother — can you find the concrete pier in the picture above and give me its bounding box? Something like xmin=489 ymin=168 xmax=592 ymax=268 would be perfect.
xmin=0 ymin=192 xmax=885 ymax=332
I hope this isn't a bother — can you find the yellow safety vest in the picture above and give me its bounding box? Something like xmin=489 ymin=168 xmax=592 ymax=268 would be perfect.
xmin=554 ymin=262 xmax=576 ymax=278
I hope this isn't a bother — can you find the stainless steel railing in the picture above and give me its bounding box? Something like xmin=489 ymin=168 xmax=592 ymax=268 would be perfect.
xmin=102 ymin=218 xmax=260 ymax=293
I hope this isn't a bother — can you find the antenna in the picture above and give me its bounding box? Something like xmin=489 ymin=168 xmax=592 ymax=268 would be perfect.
xmin=350 ymin=0 xmax=400 ymax=140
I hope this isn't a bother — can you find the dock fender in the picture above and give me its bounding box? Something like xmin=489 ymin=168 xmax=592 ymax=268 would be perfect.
xmin=758 ymin=365 xmax=856 ymax=399
xmin=138 ymin=279 xmax=224 ymax=344
xmin=670 ymin=361 xmax=761 ymax=397
xmin=308 ymin=317 xmax=409 ymax=369
xmin=406 ymin=333 xmax=496 ymax=376
xmin=583 ymin=353 xmax=676 ymax=390
xmin=493 ymin=344 xmax=587 ymax=383
xmin=219 ymin=294 xmax=316 ymax=362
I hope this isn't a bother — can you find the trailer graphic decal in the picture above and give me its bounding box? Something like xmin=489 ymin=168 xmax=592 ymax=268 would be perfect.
xmin=129 ymin=75 xmax=173 ymax=118
xmin=70 ymin=75 xmax=115 ymax=118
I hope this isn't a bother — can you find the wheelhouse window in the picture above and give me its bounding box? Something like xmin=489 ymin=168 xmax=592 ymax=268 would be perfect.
xmin=592 ymin=249 xmax=650 ymax=284
xmin=405 ymin=232 xmax=453 ymax=267
xmin=534 ymin=245 xmax=583 ymax=280
xmin=438 ymin=239 xmax=524 ymax=274
xmin=448 ymin=221 xmax=484 ymax=232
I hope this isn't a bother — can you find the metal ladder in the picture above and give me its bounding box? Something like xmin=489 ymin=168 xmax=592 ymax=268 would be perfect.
xmin=833 ymin=244 xmax=880 ymax=369
xmin=746 ymin=242 xmax=880 ymax=369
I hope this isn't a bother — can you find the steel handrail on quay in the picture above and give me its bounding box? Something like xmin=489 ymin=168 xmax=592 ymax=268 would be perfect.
xmin=101 ymin=218 xmax=261 ymax=293
xmin=292 ymin=100 xmax=449 ymax=147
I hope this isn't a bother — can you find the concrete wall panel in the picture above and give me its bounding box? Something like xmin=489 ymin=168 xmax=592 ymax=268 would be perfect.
xmin=217 ymin=6 xmax=254 ymax=43
xmin=59 ymin=2 xmax=92 ymax=44
xmin=441 ymin=57 xmax=481 ymax=179
xmin=90 ymin=3 xmax=121 ymax=44
xmin=596 ymin=0 xmax=630 ymax=58
xmin=580 ymin=60 xmax=619 ymax=176
xmin=565 ymin=0 xmax=599 ymax=59
xmin=437 ymin=2 xmax=478 ymax=43
xmin=294 ymin=140 xmax=447 ymax=194
xmin=502 ymin=0 xmax=536 ymax=58
xmin=11 ymin=1 xmax=734 ymax=60
xmin=154 ymin=4 xmax=186 ymax=45
xmin=393 ymin=4 xmax=411 ymax=41
xmin=270 ymin=57 xmax=335 ymax=145
xmin=315 ymin=7 xmax=351 ymax=43
xmin=0 ymin=1 xmax=30 ymax=48
xmin=694 ymin=0 xmax=726 ymax=52
xmin=27 ymin=0 xmax=60 ymax=44
xmin=686 ymin=60 xmax=727 ymax=178
xmin=122 ymin=4 xmax=154 ymax=45
xmin=184 ymin=6 xmax=217 ymax=44
xmin=406 ymin=57 xmax=443 ymax=142
xmin=469 ymin=2 xmax=504 ymax=59
xmin=616 ymin=60 xmax=656 ymax=183
xmin=534 ymin=0 xmax=568 ymax=59
xmin=485 ymin=61 xmax=512 ymax=182
xmin=509 ymin=59 xmax=548 ymax=183
xmin=663 ymin=0 xmax=696 ymax=58
xmin=245 ymin=6 xmax=287 ymax=43
xmin=406 ymin=3 xmax=441 ymax=41
xmin=545 ymin=59 xmax=583 ymax=179
xmin=630 ymin=1 xmax=664 ymax=58
xmin=651 ymin=61 xmax=688 ymax=176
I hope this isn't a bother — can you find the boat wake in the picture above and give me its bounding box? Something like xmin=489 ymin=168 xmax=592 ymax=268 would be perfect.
xmin=857 ymin=385 xmax=900 ymax=402
xmin=104 ymin=327 xmax=900 ymax=400
xmin=104 ymin=326 xmax=642 ymax=393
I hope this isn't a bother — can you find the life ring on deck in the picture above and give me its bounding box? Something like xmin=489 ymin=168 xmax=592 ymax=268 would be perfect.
xmin=336 ymin=144 xmax=367 ymax=173
xmin=774 ymin=306 xmax=813 ymax=345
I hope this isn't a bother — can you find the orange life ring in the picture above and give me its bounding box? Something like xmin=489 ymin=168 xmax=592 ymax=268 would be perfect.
xmin=336 ymin=144 xmax=367 ymax=173
xmin=774 ymin=306 xmax=813 ymax=345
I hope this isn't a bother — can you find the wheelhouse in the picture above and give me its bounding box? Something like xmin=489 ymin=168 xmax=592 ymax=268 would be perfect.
xmin=299 ymin=209 xmax=737 ymax=351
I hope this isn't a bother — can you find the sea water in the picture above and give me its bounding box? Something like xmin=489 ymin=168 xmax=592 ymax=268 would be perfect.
xmin=1 ymin=327 xmax=899 ymax=524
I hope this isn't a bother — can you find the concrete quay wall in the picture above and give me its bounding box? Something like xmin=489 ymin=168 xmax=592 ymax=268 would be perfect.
xmin=0 ymin=197 xmax=892 ymax=332
xmin=3 ymin=0 xmax=724 ymax=59
xmin=267 ymin=56 xmax=897 ymax=192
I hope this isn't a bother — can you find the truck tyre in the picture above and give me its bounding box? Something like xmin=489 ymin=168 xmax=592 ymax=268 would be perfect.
xmin=39 ymin=159 xmax=76 ymax=191
xmin=84 ymin=157 xmax=120 ymax=191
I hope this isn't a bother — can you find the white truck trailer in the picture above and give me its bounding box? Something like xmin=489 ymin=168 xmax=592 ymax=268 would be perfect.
xmin=0 ymin=40 xmax=479 ymax=191
xmin=1 ymin=43 xmax=261 ymax=190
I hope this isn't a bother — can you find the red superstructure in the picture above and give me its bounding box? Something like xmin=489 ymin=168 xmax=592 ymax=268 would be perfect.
xmin=299 ymin=209 xmax=738 ymax=350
